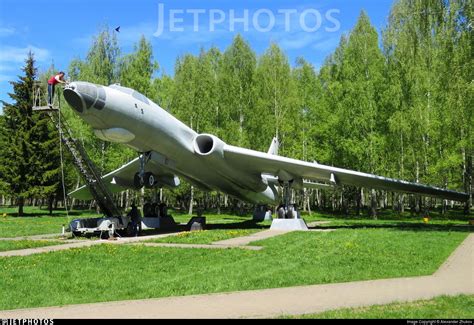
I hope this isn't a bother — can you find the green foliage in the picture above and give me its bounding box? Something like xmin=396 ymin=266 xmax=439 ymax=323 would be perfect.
xmin=218 ymin=34 xmax=256 ymax=146
xmin=253 ymin=43 xmax=297 ymax=153
xmin=120 ymin=35 xmax=158 ymax=97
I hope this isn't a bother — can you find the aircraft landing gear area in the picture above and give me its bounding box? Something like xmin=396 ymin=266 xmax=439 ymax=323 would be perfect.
xmin=134 ymin=152 xmax=156 ymax=189
xmin=271 ymin=179 xmax=308 ymax=231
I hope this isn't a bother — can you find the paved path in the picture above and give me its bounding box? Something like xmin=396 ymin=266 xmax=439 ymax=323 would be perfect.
xmin=0 ymin=232 xmax=183 ymax=257
xmin=1 ymin=234 xmax=471 ymax=319
xmin=0 ymin=228 xmax=292 ymax=256
xmin=212 ymin=230 xmax=289 ymax=246
xmin=0 ymin=233 xmax=62 ymax=241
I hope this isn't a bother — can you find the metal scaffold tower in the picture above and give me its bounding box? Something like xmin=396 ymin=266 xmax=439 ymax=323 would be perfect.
xmin=32 ymin=81 xmax=122 ymax=218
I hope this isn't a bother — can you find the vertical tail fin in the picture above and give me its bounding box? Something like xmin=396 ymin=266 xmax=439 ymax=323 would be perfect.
xmin=267 ymin=137 xmax=279 ymax=155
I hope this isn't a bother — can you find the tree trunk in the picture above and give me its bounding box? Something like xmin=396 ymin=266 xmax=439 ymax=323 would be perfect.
xmin=442 ymin=199 xmax=447 ymax=215
xmin=306 ymin=189 xmax=312 ymax=214
xmin=464 ymin=154 xmax=472 ymax=215
xmin=399 ymin=194 xmax=405 ymax=214
xmin=356 ymin=188 xmax=362 ymax=216
xmin=140 ymin=187 xmax=145 ymax=213
xmin=18 ymin=197 xmax=24 ymax=217
xmin=415 ymin=196 xmax=422 ymax=214
xmin=125 ymin=190 xmax=130 ymax=209
xmin=48 ymin=196 xmax=54 ymax=215
xmin=361 ymin=188 xmax=365 ymax=207
xmin=188 ymin=186 xmax=194 ymax=216
xmin=370 ymin=189 xmax=377 ymax=219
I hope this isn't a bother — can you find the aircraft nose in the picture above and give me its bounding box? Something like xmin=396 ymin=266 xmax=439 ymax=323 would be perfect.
xmin=64 ymin=82 xmax=105 ymax=113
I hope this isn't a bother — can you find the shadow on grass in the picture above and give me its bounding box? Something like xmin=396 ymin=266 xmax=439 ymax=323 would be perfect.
xmin=205 ymin=220 xmax=269 ymax=230
xmin=135 ymin=220 xmax=268 ymax=237
xmin=312 ymin=222 xmax=473 ymax=233
xmin=315 ymin=208 xmax=472 ymax=222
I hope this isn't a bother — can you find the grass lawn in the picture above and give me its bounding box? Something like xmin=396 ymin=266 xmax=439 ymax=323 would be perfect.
xmin=282 ymin=294 xmax=474 ymax=319
xmin=0 ymin=207 xmax=101 ymax=238
xmin=0 ymin=207 xmax=261 ymax=238
xmin=0 ymin=240 xmax=63 ymax=252
xmin=0 ymin=224 xmax=468 ymax=311
xmin=146 ymin=228 xmax=261 ymax=245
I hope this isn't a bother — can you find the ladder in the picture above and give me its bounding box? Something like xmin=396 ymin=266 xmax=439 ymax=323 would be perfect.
xmin=32 ymin=81 xmax=122 ymax=218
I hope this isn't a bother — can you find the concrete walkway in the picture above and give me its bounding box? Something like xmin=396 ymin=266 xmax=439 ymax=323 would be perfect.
xmin=130 ymin=229 xmax=290 ymax=250
xmin=0 ymin=233 xmax=62 ymax=241
xmin=212 ymin=229 xmax=289 ymax=246
xmin=0 ymin=228 xmax=292 ymax=256
xmin=1 ymin=234 xmax=472 ymax=319
xmin=0 ymin=232 xmax=183 ymax=257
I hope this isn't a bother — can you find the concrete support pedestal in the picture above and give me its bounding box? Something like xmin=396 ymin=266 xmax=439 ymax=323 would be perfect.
xmin=270 ymin=218 xmax=308 ymax=231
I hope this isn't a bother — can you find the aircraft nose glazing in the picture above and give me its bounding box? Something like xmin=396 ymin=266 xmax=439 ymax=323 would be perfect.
xmin=64 ymin=82 xmax=106 ymax=113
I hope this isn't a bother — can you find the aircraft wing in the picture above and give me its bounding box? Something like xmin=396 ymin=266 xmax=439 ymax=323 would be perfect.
xmin=69 ymin=152 xmax=180 ymax=200
xmin=224 ymin=145 xmax=469 ymax=202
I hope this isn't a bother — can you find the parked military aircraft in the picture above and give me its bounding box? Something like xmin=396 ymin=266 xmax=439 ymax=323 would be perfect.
xmin=63 ymin=81 xmax=468 ymax=218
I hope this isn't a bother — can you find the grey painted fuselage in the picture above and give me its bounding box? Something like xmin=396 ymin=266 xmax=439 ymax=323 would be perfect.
xmin=64 ymin=82 xmax=277 ymax=204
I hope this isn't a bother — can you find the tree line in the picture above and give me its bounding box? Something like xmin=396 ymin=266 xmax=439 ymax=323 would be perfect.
xmin=1 ymin=0 xmax=472 ymax=216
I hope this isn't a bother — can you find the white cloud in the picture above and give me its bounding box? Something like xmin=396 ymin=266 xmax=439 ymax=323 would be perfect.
xmin=311 ymin=36 xmax=340 ymax=52
xmin=0 ymin=45 xmax=51 ymax=87
xmin=0 ymin=26 xmax=15 ymax=37
xmin=278 ymin=32 xmax=324 ymax=50
xmin=0 ymin=45 xmax=50 ymax=64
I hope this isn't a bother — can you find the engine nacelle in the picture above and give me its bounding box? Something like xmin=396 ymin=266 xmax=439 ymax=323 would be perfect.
xmin=193 ymin=134 xmax=225 ymax=159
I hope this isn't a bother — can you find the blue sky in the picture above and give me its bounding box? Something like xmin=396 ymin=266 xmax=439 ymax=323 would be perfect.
xmin=0 ymin=0 xmax=394 ymax=110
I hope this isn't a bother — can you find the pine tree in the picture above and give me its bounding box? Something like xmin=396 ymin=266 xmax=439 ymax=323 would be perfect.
xmin=0 ymin=52 xmax=38 ymax=215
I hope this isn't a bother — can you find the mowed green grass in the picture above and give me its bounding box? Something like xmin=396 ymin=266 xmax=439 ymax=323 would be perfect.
xmin=0 ymin=207 xmax=261 ymax=238
xmin=147 ymin=228 xmax=261 ymax=245
xmin=0 ymin=207 xmax=101 ymax=238
xmin=282 ymin=294 xmax=474 ymax=319
xmin=0 ymin=226 xmax=467 ymax=310
xmin=0 ymin=240 xmax=63 ymax=252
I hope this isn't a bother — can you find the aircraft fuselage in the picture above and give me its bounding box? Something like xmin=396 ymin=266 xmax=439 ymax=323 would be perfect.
xmin=63 ymin=82 xmax=278 ymax=204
